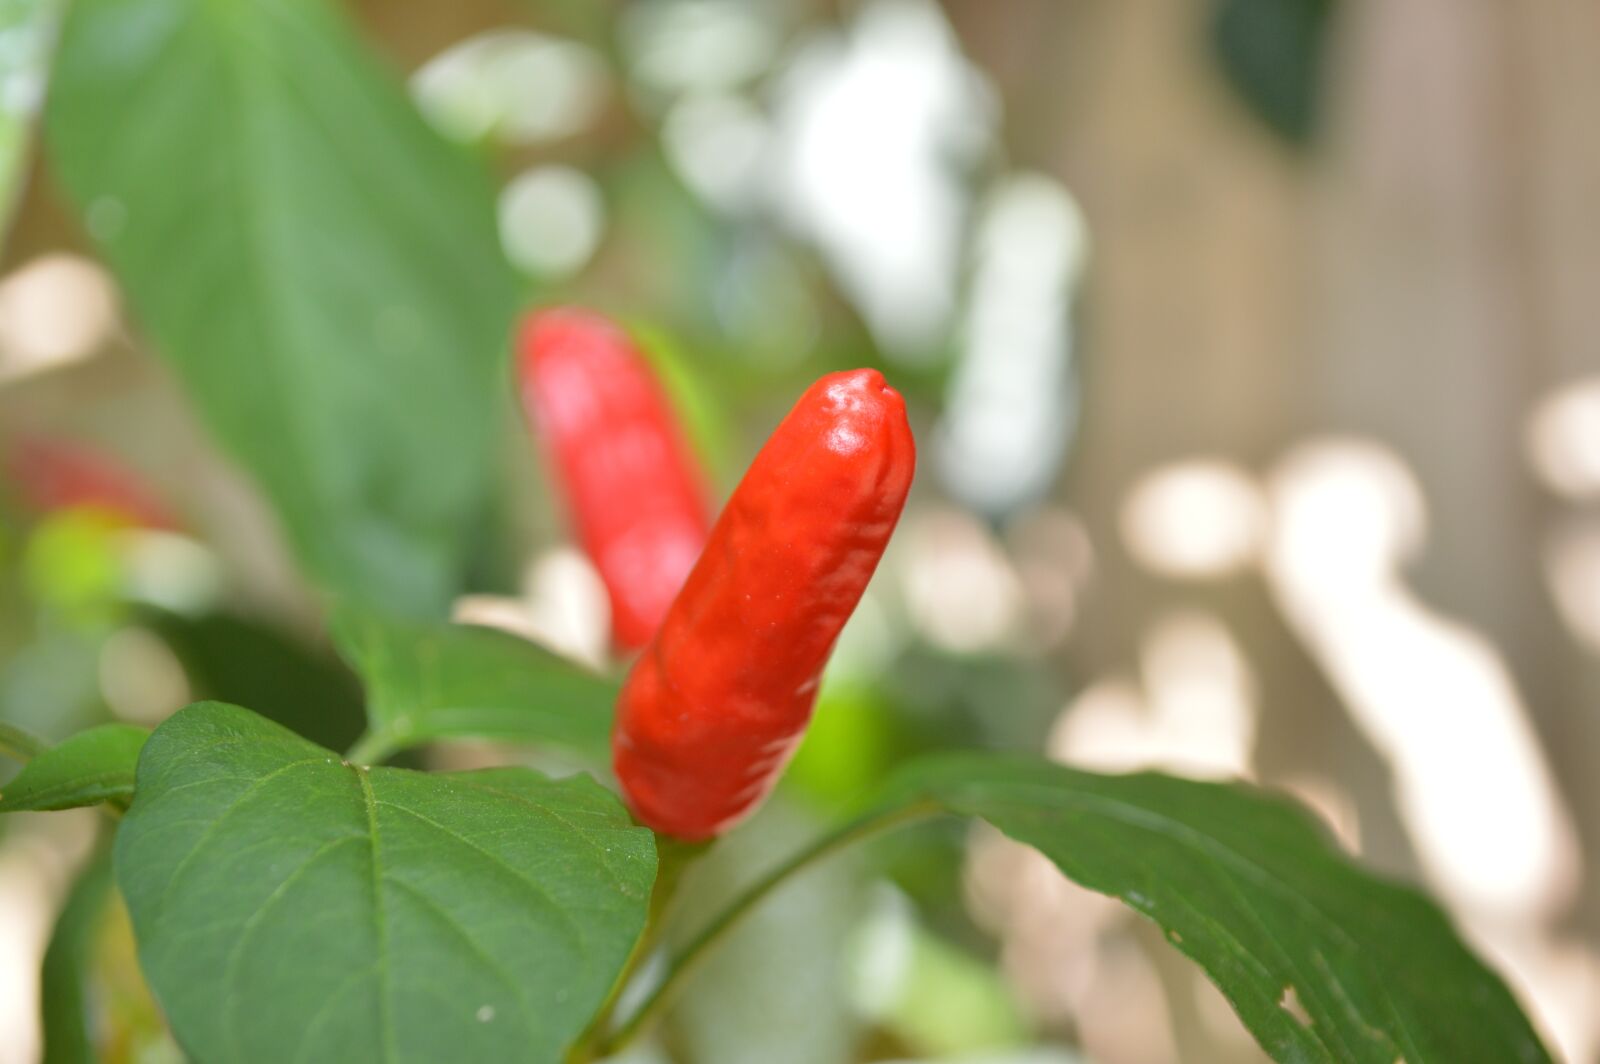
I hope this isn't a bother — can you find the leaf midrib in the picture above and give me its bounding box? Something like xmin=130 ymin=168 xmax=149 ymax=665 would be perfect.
xmin=355 ymin=766 xmax=398 ymax=1064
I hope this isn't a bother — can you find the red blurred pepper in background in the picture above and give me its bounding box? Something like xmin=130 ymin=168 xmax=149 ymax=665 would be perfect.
xmin=3 ymin=434 xmax=179 ymax=531
xmin=517 ymin=308 xmax=713 ymax=652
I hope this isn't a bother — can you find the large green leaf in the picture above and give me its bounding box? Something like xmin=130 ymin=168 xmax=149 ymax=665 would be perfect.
xmin=874 ymin=755 xmax=1550 ymax=1064
xmin=0 ymin=723 xmax=147 ymax=812
xmin=116 ymin=702 xmax=655 ymax=1064
xmin=45 ymin=0 xmax=522 ymax=617
xmin=332 ymin=606 xmax=616 ymax=762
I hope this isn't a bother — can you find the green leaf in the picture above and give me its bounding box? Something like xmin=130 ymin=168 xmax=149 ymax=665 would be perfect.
xmin=0 ymin=723 xmax=147 ymax=812
xmin=1211 ymin=0 xmax=1332 ymax=144
xmin=45 ymin=0 xmax=522 ymax=617
xmin=41 ymin=841 xmax=114 ymax=1064
xmin=332 ymin=606 xmax=616 ymax=762
xmin=875 ymin=754 xmax=1551 ymax=1064
xmin=0 ymin=0 xmax=65 ymax=244
xmin=116 ymin=701 xmax=654 ymax=1064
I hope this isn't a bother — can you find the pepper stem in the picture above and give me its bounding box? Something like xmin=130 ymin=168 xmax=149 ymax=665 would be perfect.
xmin=593 ymin=800 xmax=943 ymax=1059
xmin=566 ymin=834 xmax=709 ymax=1063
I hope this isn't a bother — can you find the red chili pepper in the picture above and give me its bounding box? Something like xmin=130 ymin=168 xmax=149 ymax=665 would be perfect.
xmin=613 ymin=369 xmax=915 ymax=839
xmin=3 ymin=435 xmax=179 ymax=531
xmin=517 ymin=309 xmax=713 ymax=652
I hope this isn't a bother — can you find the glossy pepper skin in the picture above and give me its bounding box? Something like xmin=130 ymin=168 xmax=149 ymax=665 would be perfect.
xmin=518 ymin=309 xmax=713 ymax=651
xmin=613 ymin=369 xmax=915 ymax=840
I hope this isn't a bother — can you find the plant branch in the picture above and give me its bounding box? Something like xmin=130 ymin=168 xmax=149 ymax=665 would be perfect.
xmin=0 ymin=721 xmax=48 ymax=763
xmin=344 ymin=728 xmax=400 ymax=767
xmin=597 ymin=799 xmax=942 ymax=1057
xmin=567 ymin=835 xmax=708 ymax=1063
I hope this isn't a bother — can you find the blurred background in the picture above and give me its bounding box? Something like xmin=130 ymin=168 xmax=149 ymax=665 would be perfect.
xmin=2 ymin=0 xmax=1598 ymax=1061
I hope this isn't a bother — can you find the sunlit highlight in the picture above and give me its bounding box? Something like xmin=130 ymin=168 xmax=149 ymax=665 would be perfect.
xmin=0 ymin=814 xmax=96 ymax=1064
xmin=452 ymin=547 xmax=610 ymax=669
xmin=1526 ymin=377 xmax=1600 ymax=499
xmin=938 ymin=174 xmax=1087 ymax=518
xmin=1266 ymin=438 xmax=1578 ymax=919
xmin=99 ymin=625 xmax=191 ymax=725
xmin=0 ymin=254 xmax=118 ymax=383
xmin=771 ymin=0 xmax=993 ymax=359
xmin=412 ymin=30 xmax=606 ymax=145
xmin=1121 ymin=459 xmax=1266 ymax=579
xmin=661 ymin=92 xmax=769 ymax=213
xmin=498 ymin=166 xmax=605 ymax=279
xmin=1051 ymin=611 xmax=1256 ymax=781
xmin=898 ymin=507 xmax=1023 ymax=654
xmin=1540 ymin=518 xmax=1600 ymax=654
xmin=620 ymin=0 xmax=779 ymax=96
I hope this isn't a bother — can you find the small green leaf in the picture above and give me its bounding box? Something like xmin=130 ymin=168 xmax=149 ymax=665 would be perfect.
xmin=332 ymin=605 xmax=616 ymax=761
xmin=0 ymin=723 xmax=147 ymax=812
xmin=46 ymin=0 xmax=522 ymax=617
xmin=875 ymin=754 xmax=1552 ymax=1064
xmin=116 ymin=702 xmax=654 ymax=1064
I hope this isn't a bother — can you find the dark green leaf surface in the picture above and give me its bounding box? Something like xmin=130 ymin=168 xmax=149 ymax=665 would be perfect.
xmin=116 ymin=702 xmax=654 ymax=1064
xmin=146 ymin=606 xmax=368 ymax=753
xmin=46 ymin=0 xmax=522 ymax=617
xmin=1211 ymin=0 xmax=1331 ymax=143
xmin=332 ymin=606 xmax=616 ymax=760
xmin=0 ymin=723 xmax=146 ymax=812
xmin=876 ymin=755 xmax=1551 ymax=1064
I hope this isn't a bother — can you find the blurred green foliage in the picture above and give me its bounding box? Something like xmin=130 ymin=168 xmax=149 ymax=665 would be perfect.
xmin=1211 ymin=0 xmax=1333 ymax=143
xmin=47 ymin=0 xmax=523 ymax=618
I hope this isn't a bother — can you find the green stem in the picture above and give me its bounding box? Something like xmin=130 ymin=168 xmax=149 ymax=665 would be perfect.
xmin=345 ymin=728 xmax=399 ymax=767
xmin=596 ymin=800 xmax=942 ymax=1058
xmin=0 ymin=721 xmax=48 ymax=763
xmin=567 ymin=836 xmax=708 ymax=1064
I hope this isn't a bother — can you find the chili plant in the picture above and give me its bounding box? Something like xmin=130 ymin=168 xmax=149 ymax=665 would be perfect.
xmin=0 ymin=0 xmax=1558 ymax=1061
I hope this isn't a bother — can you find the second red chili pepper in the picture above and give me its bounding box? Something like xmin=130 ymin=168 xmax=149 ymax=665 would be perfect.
xmin=613 ymin=368 xmax=916 ymax=840
xmin=518 ymin=309 xmax=713 ymax=652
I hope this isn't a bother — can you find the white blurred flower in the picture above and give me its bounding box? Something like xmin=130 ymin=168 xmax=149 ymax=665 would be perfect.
xmin=412 ymin=30 xmax=607 ymax=145
xmin=621 ymin=0 xmax=781 ymax=96
xmin=499 ymin=166 xmax=606 ymax=279
xmin=770 ymin=0 xmax=995 ymax=360
xmin=938 ymin=174 xmax=1087 ymax=516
